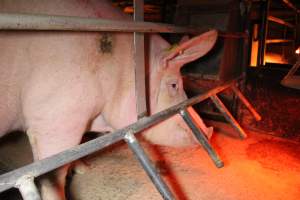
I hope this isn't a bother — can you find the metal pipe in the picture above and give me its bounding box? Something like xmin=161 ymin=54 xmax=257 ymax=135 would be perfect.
xmin=0 ymin=79 xmax=237 ymax=193
xmin=210 ymin=94 xmax=247 ymax=139
xmin=0 ymin=12 xmax=209 ymax=34
xmin=124 ymin=131 xmax=174 ymax=200
xmin=231 ymin=85 xmax=262 ymax=121
xmin=15 ymin=175 xmax=41 ymax=200
xmin=133 ymin=0 xmax=147 ymax=118
xmin=179 ymin=109 xmax=224 ymax=168
xmin=0 ymin=13 xmax=247 ymax=38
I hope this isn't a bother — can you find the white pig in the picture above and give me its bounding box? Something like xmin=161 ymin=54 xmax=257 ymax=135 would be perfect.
xmin=0 ymin=0 xmax=217 ymax=199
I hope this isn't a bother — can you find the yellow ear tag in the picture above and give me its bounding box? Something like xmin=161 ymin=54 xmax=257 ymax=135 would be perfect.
xmin=165 ymin=44 xmax=179 ymax=52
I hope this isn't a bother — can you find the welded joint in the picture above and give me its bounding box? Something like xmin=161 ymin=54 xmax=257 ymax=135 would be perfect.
xmin=15 ymin=175 xmax=41 ymax=200
xmin=124 ymin=130 xmax=136 ymax=144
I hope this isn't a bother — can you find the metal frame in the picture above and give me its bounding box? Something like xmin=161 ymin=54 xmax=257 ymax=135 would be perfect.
xmin=0 ymin=3 xmax=255 ymax=199
xmin=0 ymin=78 xmax=260 ymax=198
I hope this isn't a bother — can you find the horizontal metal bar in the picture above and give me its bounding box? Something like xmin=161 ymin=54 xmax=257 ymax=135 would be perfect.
xmin=0 ymin=13 xmax=247 ymax=38
xmin=268 ymin=15 xmax=295 ymax=28
xmin=0 ymin=12 xmax=208 ymax=34
xmin=0 ymin=78 xmax=237 ymax=193
xmin=124 ymin=131 xmax=174 ymax=200
xmin=266 ymin=39 xmax=294 ymax=44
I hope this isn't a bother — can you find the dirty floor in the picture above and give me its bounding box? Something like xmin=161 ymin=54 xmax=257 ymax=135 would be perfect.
xmin=0 ymin=122 xmax=299 ymax=200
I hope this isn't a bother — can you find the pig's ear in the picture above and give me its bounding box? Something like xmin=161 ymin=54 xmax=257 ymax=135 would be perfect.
xmin=163 ymin=30 xmax=218 ymax=68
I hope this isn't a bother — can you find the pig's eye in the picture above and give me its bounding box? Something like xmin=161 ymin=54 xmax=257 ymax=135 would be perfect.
xmin=167 ymin=81 xmax=179 ymax=96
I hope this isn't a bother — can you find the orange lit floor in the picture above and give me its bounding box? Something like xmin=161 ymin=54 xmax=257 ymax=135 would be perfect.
xmin=70 ymin=121 xmax=300 ymax=200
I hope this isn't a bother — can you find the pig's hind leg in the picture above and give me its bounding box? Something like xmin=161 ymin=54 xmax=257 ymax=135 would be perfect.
xmin=24 ymin=105 xmax=92 ymax=200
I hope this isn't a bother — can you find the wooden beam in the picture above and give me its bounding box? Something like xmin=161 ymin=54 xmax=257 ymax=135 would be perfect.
xmin=268 ymin=15 xmax=295 ymax=28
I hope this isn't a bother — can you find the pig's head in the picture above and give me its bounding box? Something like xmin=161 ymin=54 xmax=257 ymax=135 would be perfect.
xmin=143 ymin=30 xmax=218 ymax=147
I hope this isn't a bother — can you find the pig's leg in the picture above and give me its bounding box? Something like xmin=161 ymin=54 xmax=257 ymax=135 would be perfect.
xmin=26 ymin=112 xmax=90 ymax=200
xmin=74 ymin=115 xmax=115 ymax=175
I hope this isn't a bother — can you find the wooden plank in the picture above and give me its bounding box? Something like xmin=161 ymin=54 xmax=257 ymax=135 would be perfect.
xmin=268 ymin=15 xmax=295 ymax=28
xmin=133 ymin=0 xmax=147 ymax=118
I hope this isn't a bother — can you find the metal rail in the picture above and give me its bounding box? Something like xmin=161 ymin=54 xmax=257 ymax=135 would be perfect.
xmin=0 ymin=13 xmax=247 ymax=38
xmin=0 ymin=79 xmax=238 ymax=193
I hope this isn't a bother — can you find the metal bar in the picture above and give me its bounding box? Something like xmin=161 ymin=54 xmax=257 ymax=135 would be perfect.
xmin=258 ymin=0 xmax=270 ymax=66
xmin=0 ymin=13 xmax=247 ymax=38
xmin=210 ymin=94 xmax=247 ymax=139
xmin=15 ymin=175 xmax=41 ymax=200
xmin=268 ymin=16 xmax=295 ymax=28
xmin=0 ymin=12 xmax=208 ymax=34
xmin=179 ymin=109 xmax=224 ymax=168
xmin=134 ymin=0 xmax=147 ymax=118
xmin=0 ymin=79 xmax=238 ymax=193
xmin=124 ymin=131 xmax=174 ymax=200
xmin=266 ymin=39 xmax=294 ymax=44
xmin=282 ymin=0 xmax=300 ymax=14
xmin=230 ymin=85 xmax=262 ymax=121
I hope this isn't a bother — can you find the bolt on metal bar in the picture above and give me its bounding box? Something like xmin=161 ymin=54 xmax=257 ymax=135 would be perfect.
xmin=124 ymin=131 xmax=175 ymax=200
xmin=15 ymin=175 xmax=41 ymax=200
xmin=210 ymin=94 xmax=247 ymax=139
xmin=0 ymin=79 xmax=237 ymax=193
xmin=179 ymin=109 xmax=224 ymax=168
xmin=231 ymin=85 xmax=262 ymax=121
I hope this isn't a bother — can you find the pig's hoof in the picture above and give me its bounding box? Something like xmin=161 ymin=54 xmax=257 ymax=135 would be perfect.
xmin=73 ymin=160 xmax=91 ymax=175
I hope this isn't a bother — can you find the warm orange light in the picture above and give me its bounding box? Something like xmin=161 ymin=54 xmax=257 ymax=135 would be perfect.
xmin=295 ymin=48 xmax=300 ymax=54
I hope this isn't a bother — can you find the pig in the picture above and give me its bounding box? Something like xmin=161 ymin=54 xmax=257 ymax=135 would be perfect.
xmin=0 ymin=0 xmax=217 ymax=199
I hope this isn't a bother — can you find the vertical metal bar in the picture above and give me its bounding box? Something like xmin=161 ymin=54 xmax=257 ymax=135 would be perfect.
xmin=179 ymin=109 xmax=224 ymax=168
xmin=210 ymin=94 xmax=247 ymax=139
xmin=257 ymin=0 xmax=270 ymax=66
xmin=15 ymin=175 xmax=41 ymax=200
xmin=134 ymin=0 xmax=147 ymax=118
xmin=231 ymin=85 xmax=262 ymax=121
xmin=124 ymin=131 xmax=175 ymax=200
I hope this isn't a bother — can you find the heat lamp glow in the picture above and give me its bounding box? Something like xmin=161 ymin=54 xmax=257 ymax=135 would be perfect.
xmin=296 ymin=47 xmax=300 ymax=54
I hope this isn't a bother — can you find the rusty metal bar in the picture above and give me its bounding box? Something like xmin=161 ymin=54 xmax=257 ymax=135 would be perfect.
xmin=0 ymin=79 xmax=238 ymax=193
xmin=15 ymin=175 xmax=41 ymax=200
xmin=124 ymin=131 xmax=174 ymax=200
xmin=231 ymin=85 xmax=261 ymax=121
xmin=179 ymin=109 xmax=224 ymax=168
xmin=210 ymin=94 xmax=247 ymax=139
xmin=133 ymin=0 xmax=147 ymax=118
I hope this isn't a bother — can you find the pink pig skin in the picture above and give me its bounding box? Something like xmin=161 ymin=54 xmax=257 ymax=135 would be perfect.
xmin=0 ymin=0 xmax=217 ymax=199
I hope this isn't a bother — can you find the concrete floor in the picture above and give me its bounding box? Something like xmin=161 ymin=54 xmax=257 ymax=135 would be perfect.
xmin=0 ymin=122 xmax=299 ymax=200
xmin=70 ymin=121 xmax=300 ymax=200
